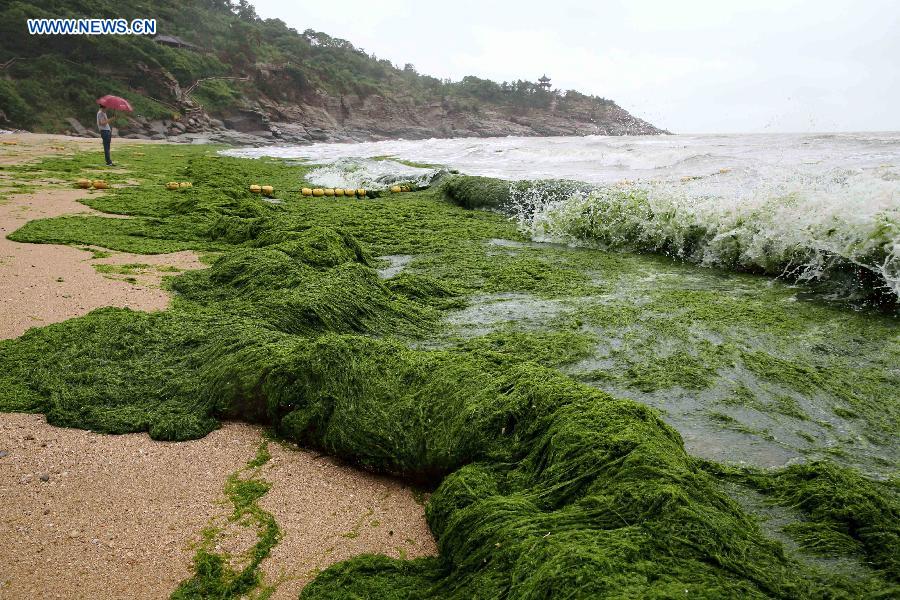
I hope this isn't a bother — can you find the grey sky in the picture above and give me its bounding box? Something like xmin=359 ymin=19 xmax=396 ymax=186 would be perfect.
xmin=251 ymin=0 xmax=899 ymax=133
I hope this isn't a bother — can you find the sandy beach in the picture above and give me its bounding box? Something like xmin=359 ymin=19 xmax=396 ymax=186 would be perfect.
xmin=0 ymin=133 xmax=435 ymax=599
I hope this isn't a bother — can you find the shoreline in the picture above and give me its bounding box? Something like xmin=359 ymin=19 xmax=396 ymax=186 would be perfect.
xmin=0 ymin=133 xmax=896 ymax=597
xmin=0 ymin=133 xmax=436 ymax=599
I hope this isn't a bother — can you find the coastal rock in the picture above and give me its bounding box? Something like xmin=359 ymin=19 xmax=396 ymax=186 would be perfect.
xmin=193 ymin=91 xmax=666 ymax=146
xmin=69 ymin=82 xmax=666 ymax=147
xmin=223 ymin=111 xmax=268 ymax=133
xmin=65 ymin=118 xmax=87 ymax=135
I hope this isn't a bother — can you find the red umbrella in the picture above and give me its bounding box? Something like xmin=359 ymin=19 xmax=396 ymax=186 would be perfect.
xmin=96 ymin=95 xmax=133 ymax=112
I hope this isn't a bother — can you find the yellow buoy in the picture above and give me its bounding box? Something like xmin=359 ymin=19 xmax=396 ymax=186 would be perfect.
xmin=165 ymin=181 xmax=180 ymax=190
xmin=179 ymin=182 xmax=193 ymax=189
xmin=342 ymin=188 xmax=354 ymax=197
xmin=261 ymin=185 xmax=274 ymax=196
xmin=250 ymin=184 xmax=262 ymax=193
xmin=1 ymin=141 xmax=18 ymax=146
xmin=390 ymin=185 xmax=401 ymax=193
xmin=401 ymin=186 xmax=410 ymax=192
xmin=357 ymin=189 xmax=366 ymax=197
xmin=92 ymin=180 xmax=108 ymax=190
xmin=312 ymin=188 xmax=325 ymax=197
xmin=301 ymin=188 xmax=313 ymax=196
xmin=76 ymin=178 xmax=91 ymax=189
xmin=324 ymin=188 xmax=335 ymax=196
xmin=334 ymin=188 xmax=345 ymax=197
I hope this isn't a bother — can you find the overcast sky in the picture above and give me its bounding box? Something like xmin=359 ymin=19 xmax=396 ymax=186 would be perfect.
xmin=251 ymin=0 xmax=899 ymax=133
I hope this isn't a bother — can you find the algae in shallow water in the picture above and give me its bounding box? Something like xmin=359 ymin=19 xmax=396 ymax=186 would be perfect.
xmin=1 ymin=146 xmax=898 ymax=597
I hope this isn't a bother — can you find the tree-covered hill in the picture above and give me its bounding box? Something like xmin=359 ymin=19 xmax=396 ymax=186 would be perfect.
xmin=0 ymin=0 xmax=665 ymax=140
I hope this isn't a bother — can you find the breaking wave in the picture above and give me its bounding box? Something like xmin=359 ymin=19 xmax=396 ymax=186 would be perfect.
xmin=225 ymin=132 xmax=900 ymax=303
xmin=511 ymin=167 xmax=900 ymax=304
xmin=304 ymin=157 xmax=445 ymax=190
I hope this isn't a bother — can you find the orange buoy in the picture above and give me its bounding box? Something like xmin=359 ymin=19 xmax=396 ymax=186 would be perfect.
xmin=76 ymin=179 xmax=91 ymax=189
xmin=92 ymin=180 xmax=108 ymax=190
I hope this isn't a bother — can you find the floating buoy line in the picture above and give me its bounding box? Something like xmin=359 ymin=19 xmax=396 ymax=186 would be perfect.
xmin=72 ymin=178 xmax=416 ymax=199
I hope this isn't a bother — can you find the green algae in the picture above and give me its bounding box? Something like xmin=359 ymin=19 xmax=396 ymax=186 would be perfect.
xmin=552 ymin=270 xmax=900 ymax=471
xmin=173 ymin=441 xmax=281 ymax=599
xmin=707 ymin=461 xmax=900 ymax=583
xmin=442 ymin=175 xmax=591 ymax=213
xmin=94 ymin=262 xmax=148 ymax=274
xmin=455 ymin=330 xmax=598 ymax=370
xmin=1 ymin=145 xmax=898 ymax=597
xmin=442 ymin=174 xmax=899 ymax=309
xmin=294 ymin=349 xmax=896 ymax=597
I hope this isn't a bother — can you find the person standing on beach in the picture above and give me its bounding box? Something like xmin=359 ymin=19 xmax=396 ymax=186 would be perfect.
xmin=96 ymin=107 xmax=113 ymax=166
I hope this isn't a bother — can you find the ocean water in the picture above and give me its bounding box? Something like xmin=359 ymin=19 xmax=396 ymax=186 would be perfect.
xmin=224 ymin=133 xmax=900 ymax=303
xmin=225 ymin=135 xmax=900 ymax=474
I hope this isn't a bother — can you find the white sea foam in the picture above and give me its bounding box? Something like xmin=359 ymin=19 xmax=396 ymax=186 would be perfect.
xmin=303 ymin=157 xmax=440 ymax=190
xmin=517 ymin=168 xmax=899 ymax=300
xmin=224 ymin=132 xmax=900 ymax=300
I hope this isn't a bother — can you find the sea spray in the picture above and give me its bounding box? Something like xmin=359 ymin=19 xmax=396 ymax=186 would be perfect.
xmin=229 ymin=133 xmax=900 ymax=304
xmin=222 ymin=132 xmax=900 ymax=186
xmin=305 ymin=157 xmax=446 ymax=190
xmin=502 ymin=168 xmax=900 ymax=304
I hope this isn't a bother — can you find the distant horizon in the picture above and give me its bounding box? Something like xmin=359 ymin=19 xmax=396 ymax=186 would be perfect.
xmin=261 ymin=130 xmax=900 ymax=141
xmin=249 ymin=0 xmax=900 ymax=134
xmin=652 ymin=129 xmax=900 ymax=135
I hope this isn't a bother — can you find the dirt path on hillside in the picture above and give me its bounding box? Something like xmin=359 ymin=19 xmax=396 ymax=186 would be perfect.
xmin=0 ymin=134 xmax=436 ymax=599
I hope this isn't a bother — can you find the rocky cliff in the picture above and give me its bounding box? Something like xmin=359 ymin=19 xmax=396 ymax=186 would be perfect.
xmin=63 ymin=86 xmax=665 ymax=146
xmin=1 ymin=0 xmax=667 ymax=145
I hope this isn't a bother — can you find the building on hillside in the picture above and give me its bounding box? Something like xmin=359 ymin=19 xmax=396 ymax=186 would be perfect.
xmin=538 ymin=74 xmax=552 ymax=90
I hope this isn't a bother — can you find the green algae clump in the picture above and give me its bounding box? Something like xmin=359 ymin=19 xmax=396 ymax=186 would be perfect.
xmin=1 ymin=146 xmax=897 ymax=598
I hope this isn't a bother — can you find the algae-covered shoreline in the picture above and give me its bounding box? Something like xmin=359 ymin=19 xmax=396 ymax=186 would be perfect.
xmin=1 ymin=143 xmax=898 ymax=597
